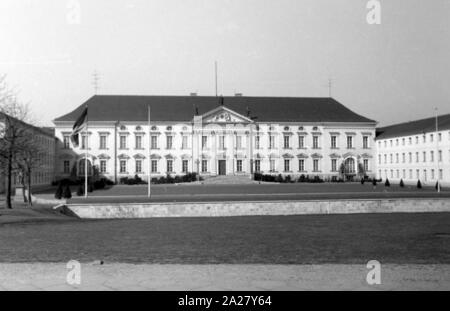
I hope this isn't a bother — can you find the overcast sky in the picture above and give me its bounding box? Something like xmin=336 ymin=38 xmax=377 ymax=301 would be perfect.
xmin=0 ymin=0 xmax=449 ymax=127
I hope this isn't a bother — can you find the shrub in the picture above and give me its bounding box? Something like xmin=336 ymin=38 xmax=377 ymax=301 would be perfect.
xmin=88 ymin=183 xmax=94 ymax=193
xmin=417 ymin=180 xmax=422 ymax=189
xmin=400 ymin=179 xmax=405 ymax=187
xmin=275 ymin=174 xmax=283 ymax=183
xmin=63 ymin=185 xmax=72 ymax=199
xmin=54 ymin=183 xmax=63 ymax=199
xmin=435 ymin=181 xmax=440 ymax=191
xmin=372 ymin=179 xmax=377 ymax=186
xmin=77 ymin=184 xmax=84 ymax=196
xmin=361 ymin=178 xmax=365 ymax=185
xmin=298 ymin=174 xmax=306 ymax=183
xmin=385 ymin=178 xmax=390 ymax=187
xmin=285 ymin=175 xmax=292 ymax=183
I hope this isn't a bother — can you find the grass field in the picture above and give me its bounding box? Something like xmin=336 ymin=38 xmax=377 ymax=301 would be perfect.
xmin=0 ymin=210 xmax=449 ymax=264
xmin=32 ymin=182 xmax=449 ymax=203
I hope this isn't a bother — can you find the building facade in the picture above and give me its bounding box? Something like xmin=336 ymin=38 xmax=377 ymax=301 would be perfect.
xmin=376 ymin=114 xmax=450 ymax=187
xmin=53 ymin=95 xmax=377 ymax=182
xmin=0 ymin=113 xmax=56 ymax=193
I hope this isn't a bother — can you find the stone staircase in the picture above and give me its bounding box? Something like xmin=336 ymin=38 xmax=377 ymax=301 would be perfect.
xmin=202 ymin=174 xmax=256 ymax=185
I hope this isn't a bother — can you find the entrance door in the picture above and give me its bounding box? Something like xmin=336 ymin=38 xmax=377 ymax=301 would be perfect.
xmin=218 ymin=160 xmax=226 ymax=175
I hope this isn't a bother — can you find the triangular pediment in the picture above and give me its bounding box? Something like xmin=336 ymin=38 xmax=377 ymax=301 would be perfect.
xmin=201 ymin=106 xmax=253 ymax=124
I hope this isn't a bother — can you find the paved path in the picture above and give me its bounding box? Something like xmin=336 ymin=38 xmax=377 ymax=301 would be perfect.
xmin=0 ymin=263 xmax=448 ymax=290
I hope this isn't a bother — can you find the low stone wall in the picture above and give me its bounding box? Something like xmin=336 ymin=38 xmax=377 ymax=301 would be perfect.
xmin=60 ymin=198 xmax=450 ymax=219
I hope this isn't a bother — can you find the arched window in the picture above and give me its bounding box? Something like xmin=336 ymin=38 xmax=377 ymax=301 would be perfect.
xmin=120 ymin=125 xmax=127 ymax=131
xmin=298 ymin=126 xmax=304 ymax=131
xmin=166 ymin=126 xmax=173 ymax=131
xmin=151 ymin=126 xmax=158 ymax=131
xmin=136 ymin=126 xmax=142 ymax=131
xmin=284 ymin=126 xmax=290 ymax=131
xmin=313 ymin=126 xmax=319 ymax=131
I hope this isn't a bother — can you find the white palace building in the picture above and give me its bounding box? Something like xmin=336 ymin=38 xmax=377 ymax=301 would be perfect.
xmin=53 ymin=95 xmax=377 ymax=182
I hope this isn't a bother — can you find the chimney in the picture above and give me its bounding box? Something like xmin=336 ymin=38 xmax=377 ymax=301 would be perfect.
xmin=190 ymin=92 xmax=197 ymax=96
xmin=234 ymin=93 xmax=243 ymax=97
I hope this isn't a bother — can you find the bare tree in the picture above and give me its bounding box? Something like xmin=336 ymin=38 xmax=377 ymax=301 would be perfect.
xmin=0 ymin=75 xmax=34 ymax=209
xmin=15 ymin=134 xmax=46 ymax=206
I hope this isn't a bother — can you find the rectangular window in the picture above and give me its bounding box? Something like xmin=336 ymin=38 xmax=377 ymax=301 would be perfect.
xmin=255 ymin=160 xmax=261 ymax=172
xmin=255 ymin=136 xmax=260 ymax=149
xmin=166 ymin=136 xmax=173 ymax=149
xmin=409 ymin=169 xmax=412 ymax=179
xmin=182 ymin=135 xmax=188 ymax=149
xmin=100 ymin=135 xmax=107 ymax=149
xmin=423 ymin=151 xmax=426 ymax=162
xmin=331 ymin=159 xmax=337 ymax=172
xmin=151 ymin=160 xmax=158 ymax=173
xmin=430 ymin=151 xmax=434 ymax=162
xmin=409 ymin=152 xmax=412 ymax=163
xmin=438 ymin=133 xmax=442 ymax=141
xmin=346 ymin=136 xmax=353 ymax=149
xmin=396 ymin=153 xmax=399 ymax=163
xmin=237 ymin=160 xmax=243 ymax=172
xmin=363 ymin=159 xmax=369 ymax=172
xmin=438 ymin=150 xmax=442 ymax=162
xmin=135 ymin=160 xmax=142 ymax=173
xmin=416 ymin=169 xmax=419 ymax=179
xmin=430 ymin=134 xmax=434 ymax=142
xmin=284 ymin=159 xmax=290 ymax=172
xmin=63 ymin=161 xmax=70 ymax=174
xmin=182 ymin=160 xmax=189 ymax=173
xmin=100 ymin=160 xmax=107 ymax=173
xmin=363 ymin=136 xmax=369 ymax=149
xmin=151 ymin=136 xmax=158 ymax=149
xmin=409 ymin=137 xmax=412 ymax=145
xmin=81 ymin=135 xmax=88 ymax=149
xmin=378 ymin=155 xmax=381 ymax=165
xmin=313 ymin=136 xmax=319 ymax=149
xmin=135 ymin=135 xmax=142 ymax=149
xmin=167 ymin=160 xmax=173 ymax=172
xmin=439 ymin=169 xmax=443 ymax=179
xmin=298 ymin=136 xmax=305 ymax=149
xmin=63 ymin=135 xmax=70 ymax=149
xmin=236 ymin=136 xmax=242 ymax=149
xmin=120 ymin=160 xmax=127 ymax=173
xmin=402 ymin=153 xmax=405 ymax=163
xmin=331 ymin=136 xmax=337 ymax=149
xmin=416 ymin=152 xmax=419 ymax=163
xmin=299 ymin=159 xmax=305 ymax=171
xmin=219 ymin=136 xmax=226 ymax=149
xmin=120 ymin=135 xmax=127 ymax=149
xmin=269 ymin=136 xmax=275 ymax=149
xmin=283 ymin=135 xmax=290 ymax=149
xmin=313 ymin=159 xmax=319 ymax=172
xmin=201 ymin=160 xmax=208 ymax=173
xmin=270 ymin=159 xmax=276 ymax=172
xmin=202 ymin=136 xmax=208 ymax=149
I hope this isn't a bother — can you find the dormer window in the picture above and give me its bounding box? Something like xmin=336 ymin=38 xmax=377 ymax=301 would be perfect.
xmin=313 ymin=126 xmax=319 ymax=131
xmin=166 ymin=126 xmax=173 ymax=131
xmin=136 ymin=126 xmax=142 ymax=131
xmin=151 ymin=126 xmax=158 ymax=131
xmin=120 ymin=125 xmax=127 ymax=131
xmin=284 ymin=126 xmax=290 ymax=131
xmin=298 ymin=126 xmax=304 ymax=131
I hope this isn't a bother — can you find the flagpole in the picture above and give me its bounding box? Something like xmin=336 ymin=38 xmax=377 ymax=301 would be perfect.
xmin=435 ymin=108 xmax=440 ymax=193
xmin=147 ymin=105 xmax=151 ymax=198
xmin=85 ymin=103 xmax=88 ymax=198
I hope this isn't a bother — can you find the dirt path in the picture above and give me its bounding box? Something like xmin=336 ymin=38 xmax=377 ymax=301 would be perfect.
xmin=0 ymin=263 xmax=448 ymax=291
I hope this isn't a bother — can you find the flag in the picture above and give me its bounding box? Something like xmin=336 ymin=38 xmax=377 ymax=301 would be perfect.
xmin=70 ymin=107 xmax=87 ymax=147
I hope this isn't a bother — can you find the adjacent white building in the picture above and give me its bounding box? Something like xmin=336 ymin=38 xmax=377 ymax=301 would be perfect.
xmin=53 ymin=95 xmax=377 ymax=183
xmin=376 ymin=114 xmax=450 ymax=187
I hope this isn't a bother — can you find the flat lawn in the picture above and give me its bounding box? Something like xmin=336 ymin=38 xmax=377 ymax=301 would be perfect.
xmin=61 ymin=182 xmax=450 ymax=203
xmin=0 ymin=213 xmax=449 ymax=264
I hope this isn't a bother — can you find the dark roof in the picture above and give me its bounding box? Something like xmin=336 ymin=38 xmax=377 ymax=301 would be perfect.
xmin=0 ymin=112 xmax=55 ymax=138
xmin=376 ymin=114 xmax=450 ymax=140
xmin=54 ymin=95 xmax=376 ymax=124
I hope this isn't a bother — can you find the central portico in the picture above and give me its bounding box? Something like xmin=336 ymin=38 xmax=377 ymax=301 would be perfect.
xmin=192 ymin=105 xmax=256 ymax=176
